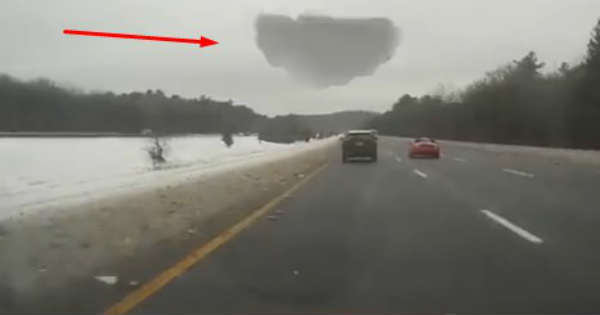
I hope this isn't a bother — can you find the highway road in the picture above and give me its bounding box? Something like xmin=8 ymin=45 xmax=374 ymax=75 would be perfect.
xmin=5 ymin=136 xmax=600 ymax=314
xmin=125 ymin=136 xmax=600 ymax=314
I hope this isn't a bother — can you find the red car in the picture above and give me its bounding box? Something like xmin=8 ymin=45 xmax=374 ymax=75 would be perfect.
xmin=409 ymin=137 xmax=440 ymax=159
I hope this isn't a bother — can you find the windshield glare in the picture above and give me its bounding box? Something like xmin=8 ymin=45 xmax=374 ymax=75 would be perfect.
xmin=1 ymin=1 xmax=600 ymax=314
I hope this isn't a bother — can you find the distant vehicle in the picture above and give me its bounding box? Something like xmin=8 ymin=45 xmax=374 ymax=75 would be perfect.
xmin=409 ymin=137 xmax=440 ymax=159
xmin=342 ymin=130 xmax=378 ymax=163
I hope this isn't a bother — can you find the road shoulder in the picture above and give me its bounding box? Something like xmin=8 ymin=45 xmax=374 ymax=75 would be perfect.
xmin=0 ymin=141 xmax=334 ymax=313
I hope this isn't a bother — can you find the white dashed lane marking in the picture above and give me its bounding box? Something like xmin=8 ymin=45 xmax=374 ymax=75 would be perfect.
xmin=395 ymin=156 xmax=403 ymax=163
xmin=413 ymin=169 xmax=428 ymax=179
xmin=95 ymin=275 xmax=118 ymax=285
xmin=481 ymin=210 xmax=543 ymax=244
xmin=503 ymin=168 xmax=535 ymax=178
xmin=453 ymin=157 xmax=467 ymax=162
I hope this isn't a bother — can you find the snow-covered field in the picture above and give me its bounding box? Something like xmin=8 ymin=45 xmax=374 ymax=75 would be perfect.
xmin=0 ymin=135 xmax=328 ymax=220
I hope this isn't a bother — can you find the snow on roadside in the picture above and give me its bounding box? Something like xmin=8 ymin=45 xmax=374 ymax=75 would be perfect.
xmin=0 ymin=135 xmax=332 ymax=220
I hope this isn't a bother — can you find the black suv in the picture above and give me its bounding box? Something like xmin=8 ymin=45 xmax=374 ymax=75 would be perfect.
xmin=342 ymin=130 xmax=378 ymax=163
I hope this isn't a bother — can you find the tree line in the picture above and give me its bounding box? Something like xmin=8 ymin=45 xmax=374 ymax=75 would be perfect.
xmin=0 ymin=76 xmax=264 ymax=135
xmin=0 ymin=75 xmax=372 ymax=142
xmin=370 ymin=18 xmax=600 ymax=149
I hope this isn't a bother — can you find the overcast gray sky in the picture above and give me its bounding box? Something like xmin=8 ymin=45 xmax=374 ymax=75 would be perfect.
xmin=1 ymin=0 xmax=599 ymax=115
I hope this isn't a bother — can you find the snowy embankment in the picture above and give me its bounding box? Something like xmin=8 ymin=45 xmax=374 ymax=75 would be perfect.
xmin=1 ymin=135 xmax=334 ymax=298
xmin=0 ymin=135 xmax=329 ymax=220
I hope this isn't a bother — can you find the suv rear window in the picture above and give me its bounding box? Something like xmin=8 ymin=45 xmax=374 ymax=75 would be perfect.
xmin=346 ymin=134 xmax=375 ymax=141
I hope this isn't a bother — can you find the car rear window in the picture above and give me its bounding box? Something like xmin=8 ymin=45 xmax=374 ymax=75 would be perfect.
xmin=415 ymin=138 xmax=434 ymax=143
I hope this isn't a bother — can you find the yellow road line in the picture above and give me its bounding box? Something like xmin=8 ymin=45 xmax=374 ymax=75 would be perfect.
xmin=104 ymin=163 xmax=329 ymax=315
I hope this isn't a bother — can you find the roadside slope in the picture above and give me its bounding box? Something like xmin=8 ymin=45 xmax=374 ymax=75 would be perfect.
xmin=0 ymin=139 xmax=335 ymax=313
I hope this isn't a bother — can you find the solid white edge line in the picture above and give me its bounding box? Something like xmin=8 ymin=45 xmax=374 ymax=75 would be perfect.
xmin=503 ymin=168 xmax=535 ymax=178
xmin=481 ymin=210 xmax=543 ymax=244
xmin=413 ymin=169 xmax=428 ymax=178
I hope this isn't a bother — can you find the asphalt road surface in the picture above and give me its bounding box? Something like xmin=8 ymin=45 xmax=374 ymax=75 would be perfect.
xmin=122 ymin=136 xmax=600 ymax=314
xmin=6 ymin=136 xmax=600 ymax=314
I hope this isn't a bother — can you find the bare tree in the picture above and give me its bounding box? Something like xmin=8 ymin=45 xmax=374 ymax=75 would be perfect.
xmin=145 ymin=132 xmax=168 ymax=169
xmin=221 ymin=130 xmax=234 ymax=148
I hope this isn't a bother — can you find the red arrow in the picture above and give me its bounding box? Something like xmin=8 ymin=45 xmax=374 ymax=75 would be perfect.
xmin=63 ymin=29 xmax=218 ymax=48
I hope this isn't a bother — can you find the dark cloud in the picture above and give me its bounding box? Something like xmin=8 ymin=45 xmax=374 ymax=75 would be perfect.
xmin=255 ymin=14 xmax=400 ymax=88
